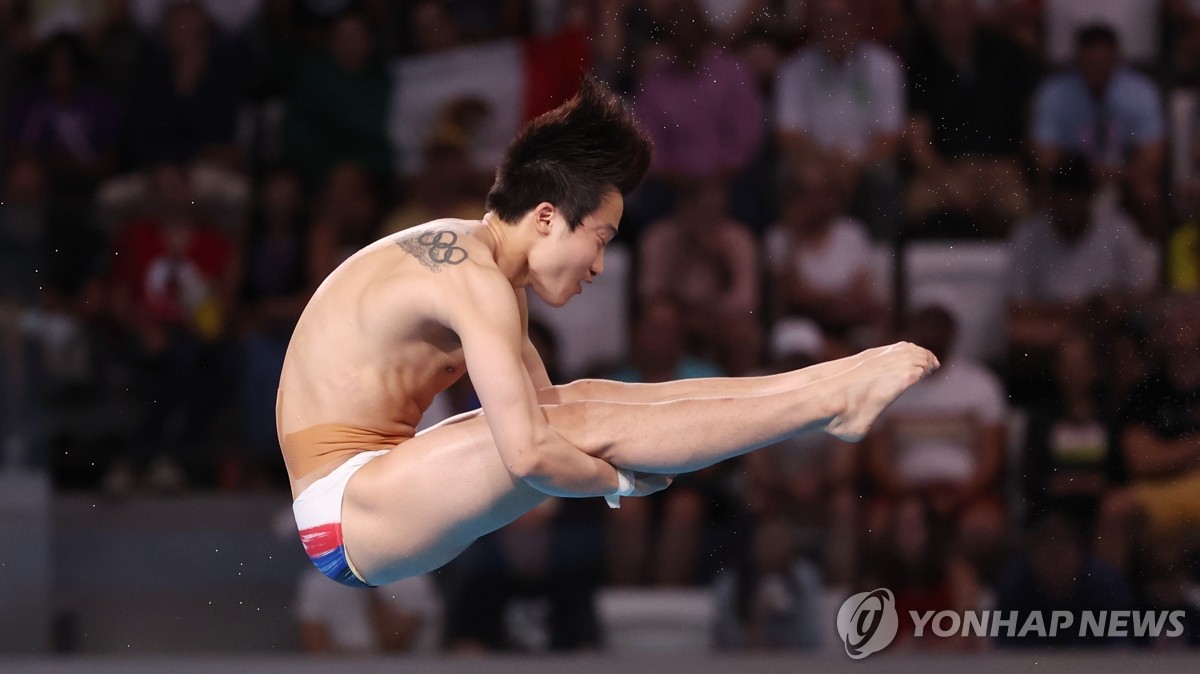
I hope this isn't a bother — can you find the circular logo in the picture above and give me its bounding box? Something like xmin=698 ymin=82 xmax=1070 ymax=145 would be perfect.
xmin=836 ymin=588 xmax=899 ymax=659
xmin=419 ymin=230 xmax=468 ymax=265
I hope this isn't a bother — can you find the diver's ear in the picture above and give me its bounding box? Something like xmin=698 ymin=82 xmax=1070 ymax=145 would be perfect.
xmin=532 ymin=202 xmax=556 ymax=236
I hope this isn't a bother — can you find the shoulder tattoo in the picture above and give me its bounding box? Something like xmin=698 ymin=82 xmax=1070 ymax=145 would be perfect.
xmin=394 ymin=230 xmax=469 ymax=272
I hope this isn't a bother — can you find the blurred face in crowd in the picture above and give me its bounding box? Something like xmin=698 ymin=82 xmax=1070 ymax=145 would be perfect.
xmin=632 ymin=300 xmax=686 ymax=377
xmin=419 ymin=142 xmax=473 ymax=200
xmin=1077 ymin=40 xmax=1119 ymax=95
xmin=1054 ymin=331 xmax=1098 ymax=400
xmin=322 ymin=162 xmax=378 ymax=231
xmin=330 ymin=13 xmax=373 ymax=73
xmin=412 ymin=1 xmax=460 ymax=54
xmin=261 ymin=171 xmax=302 ymax=228
xmin=152 ymin=162 xmax=193 ymax=212
xmin=163 ymin=3 xmax=209 ymax=57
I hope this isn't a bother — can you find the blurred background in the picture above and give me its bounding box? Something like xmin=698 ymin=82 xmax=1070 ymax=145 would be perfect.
xmin=1 ymin=0 xmax=1199 ymax=665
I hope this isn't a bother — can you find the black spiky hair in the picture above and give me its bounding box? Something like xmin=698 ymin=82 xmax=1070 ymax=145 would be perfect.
xmin=486 ymin=74 xmax=652 ymax=229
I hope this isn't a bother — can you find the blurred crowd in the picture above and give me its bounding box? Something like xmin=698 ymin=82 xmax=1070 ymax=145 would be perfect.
xmin=3 ymin=0 xmax=1200 ymax=656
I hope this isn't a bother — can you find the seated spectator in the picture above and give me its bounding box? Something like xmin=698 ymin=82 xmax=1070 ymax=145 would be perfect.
xmin=712 ymin=518 xmax=823 ymax=651
xmin=627 ymin=0 xmax=764 ymax=234
xmin=604 ymin=299 xmax=724 ymax=586
xmin=308 ymin=161 xmax=383 ymax=283
xmin=741 ymin=324 xmax=859 ymax=587
xmin=3 ymin=32 xmax=120 ymax=196
xmin=2 ymin=156 xmax=123 ymax=481
xmin=284 ymin=8 xmax=392 ymax=185
xmin=1031 ymin=23 xmax=1164 ymax=238
xmin=1095 ymin=295 xmax=1200 ymax=574
xmin=1006 ymin=155 xmax=1158 ymax=399
xmin=296 ymin=566 xmax=441 ymax=654
xmin=440 ymin=320 xmax=605 ymax=652
xmin=775 ymin=0 xmax=904 ymax=239
xmin=0 ymin=158 xmax=47 ymax=306
xmin=765 ymin=163 xmax=884 ymax=356
xmin=904 ymin=0 xmax=1038 ymax=238
xmin=0 ymin=159 xmax=49 ymax=469
xmin=994 ymin=509 xmax=1135 ymax=649
xmin=440 ymin=497 xmax=607 ymax=652
xmin=232 ymin=166 xmax=311 ymax=488
xmin=378 ymin=129 xmax=486 ymax=237
xmin=637 ymin=176 xmax=761 ymax=375
xmin=858 ymin=495 xmax=981 ymax=652
xmin=1043 ymin=0 xmax=1159 ymax=68
xmin=864 ymin=300 xmax=1008 ymax=579
xmin=1021 ymin=329 xmax=1124 ymax=522
xmin=125 ymin=1 xmax=245 ymax=170
xmin=104 ymin=162 xmax=239 ymax=492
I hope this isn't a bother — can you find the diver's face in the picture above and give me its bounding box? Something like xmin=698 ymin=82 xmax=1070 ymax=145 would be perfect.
xmin=530 ymin=190 xmax=622 ymax=307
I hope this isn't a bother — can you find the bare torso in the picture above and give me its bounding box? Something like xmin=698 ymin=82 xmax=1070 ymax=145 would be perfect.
xmin=278 ymin=219 xmax=507 ymax=498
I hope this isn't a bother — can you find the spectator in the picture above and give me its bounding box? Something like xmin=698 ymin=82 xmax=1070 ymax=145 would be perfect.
xmin=604 ymin=299 xmax=724 ymax=586
xmin=104 ymin=162 xmax=239 ymax=492
xmin=740 ymin=325 xmax=859 ymax=587
xmin=439 ymin=319 xmax=605 ymax=652
xmin=1043 ymin=0 xmax=1159 ymax=68
xmin=440 ymin=497 xmax=606 ymax=652
xmin=712 ymin=518 xmax=823 ymax=651
xmin=864 ymin=301 xmax=1008 ymax=579
xmin=1021 ymin=329 xmax=1124 ymax=522
xmin=1006 ymin=155 xmax=1158 ymax=399
xmin=0 ymin=159 xmax=49 ymax=469
xmin=627 ymin=0 xmax=764 ymax=233
xmin=4 ymin=32 xmax=120 ymax=196
xmin=307 ymin=161 xmax=382 ymax=283
xmin=858 ymin=495 xmax=981 ymax=652
xmin=283 ymin=9 xmax=392 ymax=185
xmin=378 ymin=128 xmax=487 ymax=238
xmin=1095 ymin=295 xmax=1200 ymax=573
xmin=125 ymin=0 xmax=246 ymax=169
xmin=85 ymin=0 xmax=141 ymax=99
xmin=232 ymin=166 xmax=310 ymax=487
xmin=244 ymin=0 xmax=309 ymax=103
xmin=775 ymin=0 xmax=905 ymax=239
xmin=994 ymin=509 xmax=1135 ymax=649
xmin=1030 ymin=23 xmax=1164 ymax=238
xmin=765 ymin=163 xmax=884 ymax=356
xmin=637 ymin=176 xmax=761 ymax=375
xmin=904 ymin=0 xmax=1038 ymax=238
xmin=0 ymin=158 xmax=47 ymax=306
